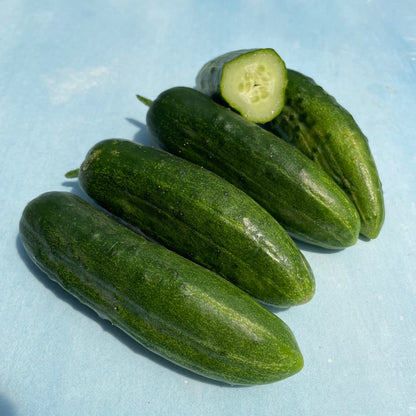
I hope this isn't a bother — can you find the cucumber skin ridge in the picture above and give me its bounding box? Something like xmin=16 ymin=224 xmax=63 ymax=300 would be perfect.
xmin=78 ymin=139 xmax=315 ymax=307
xmin=264 ymin=69 xmax=385 ymax=239
xmin=145 ymin=86 xmax=361 ymax=250
xmin=19 ymin=191 xmax=304 ymax=386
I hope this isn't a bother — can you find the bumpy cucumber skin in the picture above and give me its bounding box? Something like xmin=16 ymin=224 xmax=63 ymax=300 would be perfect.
xmin=264 ymin=69 xmax=384 ymax=239
xmin=195 ymin=48 xmax=287 ymax=123
xmin=77 ymin=139 xmax=315 ymax=307
xmin=19 ymin=191 xmax=304 ymax=385
xmin=146 ymin=86 xmax=360 ymax=249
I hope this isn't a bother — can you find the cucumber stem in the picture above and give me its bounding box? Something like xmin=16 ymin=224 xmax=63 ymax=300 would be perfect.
xmin=65 ymin=168 xmax=80 ymax=179
xmin=136 ymin=94 xmax=153 ymax=107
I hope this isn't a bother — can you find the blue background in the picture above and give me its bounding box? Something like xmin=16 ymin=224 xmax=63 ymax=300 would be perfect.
xmin=1 ymin=1 xmax=415 ymax=415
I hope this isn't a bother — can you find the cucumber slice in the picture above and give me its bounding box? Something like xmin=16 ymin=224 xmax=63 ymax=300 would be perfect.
xmin=196 ymin=48 xmax=287 ymax=123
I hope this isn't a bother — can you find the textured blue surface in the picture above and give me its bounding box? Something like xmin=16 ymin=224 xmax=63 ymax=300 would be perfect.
xmin=1 ymin=1 xmax=415 ymax=415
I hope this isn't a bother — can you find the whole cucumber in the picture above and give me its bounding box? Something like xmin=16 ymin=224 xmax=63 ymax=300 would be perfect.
xmin=76 ymin=139 xmax=315 ymax=307
xmin=264 ymin=69 xmax=385 ymax=239
xmin=19 ymin=191 xmax=304 ymax=385
xmin=141 ymin=86 xmax=361 ymax=249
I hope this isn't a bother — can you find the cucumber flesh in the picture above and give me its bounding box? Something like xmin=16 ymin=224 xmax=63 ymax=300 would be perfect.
xmin=196 ymin=49 xmax=287 ymax=123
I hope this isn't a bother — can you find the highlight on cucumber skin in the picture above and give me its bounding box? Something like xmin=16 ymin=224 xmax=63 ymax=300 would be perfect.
xmin=196 ymin=48 xmax=288 ymax=123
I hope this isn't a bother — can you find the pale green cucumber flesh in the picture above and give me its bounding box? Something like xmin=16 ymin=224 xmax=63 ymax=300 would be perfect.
xmin=196 ymin=48 xmax=287 ymax=123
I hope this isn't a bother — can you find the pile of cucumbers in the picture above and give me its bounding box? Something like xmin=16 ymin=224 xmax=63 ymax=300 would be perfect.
xmin=20 ymin=48 xmax=384 ymax=385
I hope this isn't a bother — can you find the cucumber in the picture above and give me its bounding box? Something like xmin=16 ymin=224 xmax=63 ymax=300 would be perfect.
xmin=264 ymin=69 xmax=385 ymax=239
xmin=74 ymin=138 xmax=315 ymax=307
xmin=196 ymin=48 xmax=287 ymax=123
xmin=19 ymin=191 xmax=304 ymax=385
xmin=140 ymin=86 xmax=361 ymax=249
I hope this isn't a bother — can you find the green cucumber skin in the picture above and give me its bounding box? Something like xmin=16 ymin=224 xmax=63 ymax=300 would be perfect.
xmin=19 ymin=191 xmax=304 ymax=385
xmin=78 ymin=139 xmax=314 ymax=307
xmin=146 ymin=86 xmax=361 ymax=249
xmin=264 ymin=69 xmax=385 ymax=239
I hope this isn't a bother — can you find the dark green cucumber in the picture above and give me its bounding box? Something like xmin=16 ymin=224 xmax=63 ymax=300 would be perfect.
xmin=75 ymin=138 xmax=314 ymax=307
xmin=142 ymin=86 xmax=361 ymax=249
xmin=196 ymin=48 xmax=287 ymax=123
xmin=264 ymin=69 xmax=385 ymax=239
xmin=19 ymin=191 xmax=304 ymax=385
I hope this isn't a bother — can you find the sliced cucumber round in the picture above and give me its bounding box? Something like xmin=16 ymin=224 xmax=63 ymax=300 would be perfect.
xmin=196 ymin=48 xmax=287 ymax=123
